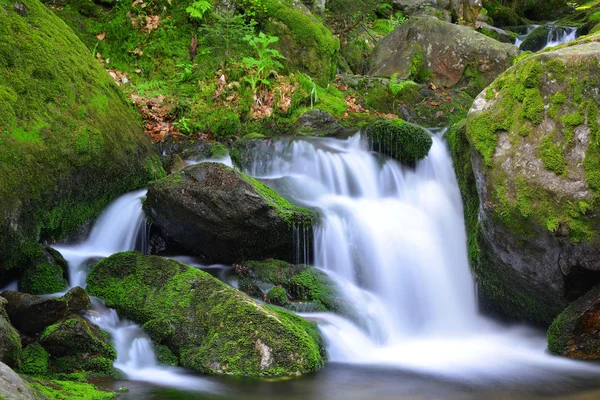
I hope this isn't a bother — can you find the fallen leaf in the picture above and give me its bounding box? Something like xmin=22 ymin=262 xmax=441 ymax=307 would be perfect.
xmin=96 ymin=32 xmax=106 ymax=40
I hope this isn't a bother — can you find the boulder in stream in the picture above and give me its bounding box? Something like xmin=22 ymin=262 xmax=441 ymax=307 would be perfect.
xmin=86 ymin=252 xmax=326 ymax=376
xmin=365 ymin=119 xmax=433 ymax=165
xmin=144 ymin=162 xmax=315 ymax=264
xmin=459 ymin=37 xmax=600 ymax=323
xmin=0 ymin=297 xmax=21 ymax=368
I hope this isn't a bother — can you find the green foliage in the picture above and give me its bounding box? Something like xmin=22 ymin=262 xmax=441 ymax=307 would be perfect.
xmin=365 ymin=119 xmax=433 ymax=165
xmin=197 ymin=11 xmax=256 ymax=67
xmin=21 ymin=344 xmax=49 ymax=375
xmin=186 ymin=0 xmax=212 ymax=21
xmin=241 ymin=32 xmax=285 ymax=90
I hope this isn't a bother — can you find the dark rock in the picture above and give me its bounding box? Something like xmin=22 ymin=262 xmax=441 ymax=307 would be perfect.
xmin=87 ymin=252 xmax=326 ymax=376
xmin=0 ymin=297 xmax=21 ymax=368
xmin=144 ymin=162 xmax=315 ymax=263
xmin=295 ymin=109 xmax=345 ymax=137
xmin=519 ymin=26 xmax=550 ymax=52
xmin=1 ymin=287 xmax=91 ymax=334
xmin=14 ymin=1 xmax=27 ymax=16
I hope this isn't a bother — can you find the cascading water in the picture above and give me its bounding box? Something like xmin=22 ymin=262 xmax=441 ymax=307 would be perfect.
xmin=516 ymin=25 xmax=578 ymax=50
xmin=515 ymin=25 xmax=538 ymax=48
xmin=53 ymin=190 xmax=215 ymax=391
xmin=243 ymin=132 xmax=600 ymax=381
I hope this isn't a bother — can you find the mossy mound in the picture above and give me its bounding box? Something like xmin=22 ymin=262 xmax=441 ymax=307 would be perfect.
xmin=237 ymin=260 xmax=347 ymax=314
xmin=547 ymin=283 xmax=600 ymax=359
xmin=519 ymin=26 xmax=549 ymax=52
xmin=365 ymin=119 xmax=432 ymax=165
xmin=86 ymin=252 xmax=326 ymax=376
xmin=25 ymin=376 xmax=115 ymax=399
xmin=0 ymin=0 xmax=164 ymax=283
xmin=18 ymin=247 xmax=68 ymax=295
xmin=144 ymin=162 xmax=315 ymax=263
xmin=0 ymin=297 xmax=21 ymax=368
xmin=462 ymin=39 xmax=600 ymax=323
xmin=21 ymin=344 xmax=50 ymax=375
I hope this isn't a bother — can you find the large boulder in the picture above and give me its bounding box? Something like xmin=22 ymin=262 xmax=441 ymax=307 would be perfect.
xmin=393 ymin=0 xmax=482 ymax=26
xmin=1 ymin=287 xmax=90 ymax=334
xmin=0 ymin=297 xmax=21 ymax=368
xmin=86 ymin=252 xmax=326 ymax=376
xmin=369 ymin=16 xmax=518 ymax=94
xmin=547 ymin=283 xmax=600 ymax=359
xmin=0 ymin=0 xmax=165 ymax=285
xmin=0 ymin=362 xmax=36 ymax=400
xmin=462 ymin=37 xmax=600 ymax=323
xmin=144 ymin=162 xmax=315 ymax=264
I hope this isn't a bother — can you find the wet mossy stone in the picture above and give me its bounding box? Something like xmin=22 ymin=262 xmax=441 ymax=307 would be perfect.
xmin=463 ymin=39 xmax=600 ymax=323
xmin=144 ymin=162 xmax=315 ymax=264
xmin=20 ymin=344 xmax=49 ymax=375
xmin=547 ymin=283 xmax=600 ymax=359
xmin=519 ymin=26 xmax=550 ymax=52
xmin=1 ymin=287 xmax=90 ymax=334
xmin=0 ymin=0 xmax=165 ymax=283
xmin=0 ymin=297 xmax=21 ymax=368
xmin=237 ymin=260 xmax=348 ymax=315
xmin=86 ymin=252 xmax=326 ymax=376
xmin=19 ymin=247 xmax=69 ymax=295
xmin=295 ymin=109 xmax=345 ymax=137
xmin=365 ymin=119 xmax=432 ymax=165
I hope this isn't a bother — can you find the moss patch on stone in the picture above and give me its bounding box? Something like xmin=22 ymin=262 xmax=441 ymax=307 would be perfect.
xmin=86 ymin=252 xmax=326 ymax=376
xmin=20 ymin=344 xmax=49 ymax=376
xmin=365 ymin=119 xmax=432 ymax=165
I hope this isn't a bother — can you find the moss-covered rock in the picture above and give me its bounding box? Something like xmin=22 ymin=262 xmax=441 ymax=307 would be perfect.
xmin=0 ymin=0 xmax=164 ymax=284
xmin=237 ymin=259 xmax=347 ymax=314
xmin=1 ymin=287 xmax=90 ymax=334
xmin=462 ymin=38 xmax=600 ymax=323
xmin=144 ymin=162 xmax=315 ymax=263
xmin=365 ymin=119 xmax=433 ymax=165
xmin=40 ymin=315 xmax=116 ymax=375
xmin=547 ymin=283 xmax=600 ymax=359
xmin=86 ymin=252 xmax=326 ymax=376
xmin=0 ymin=297 xmax=21 ymax=368
xmin=519 ymin=26 xmax=550 ymax=52
xmin=369 ymin=16 xmax=518 ymax=92
xmin=0 ymin=361 xmax=37 ymax=400
xmin=295 ymin=109 xmax=345 ymax=137
xmin=19 ymin=247 xmax=68 ymax=295
xmin=20 ymin=344 xmax=49 ymax=375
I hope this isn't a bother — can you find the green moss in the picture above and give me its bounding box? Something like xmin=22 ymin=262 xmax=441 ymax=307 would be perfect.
xmin=142 ymin=318 xmax=172 ymax=342
xmin=19 ymin=262 xmax=68 ymax=295
xmin=466 ymin=113 xmax=498 ymax=166
xmin=521 ymin=88 xmax=545 ymax=125
xmin=86 ymin=252 xmax=326 ymax=376
xmin=21 ymin=344 xmax=49 ymax=375
xmin=25 ymin=377 xmax=115 ymax=400
xmin=267 ymin=286 xmax=289 ymax=306
xmin=209 ymin=143 xmax=228 ymax=159
xmin=365 ymin=119 xmax=433 ymax=165
xmin=408 ymin=43 xmax=432 ymax=83
xmin=154 ymin=344 xmax=178 ymax=366
xmin=519 ymin=26 xmax=549 ymax=52
xmin=539 ymin=136 xmax=566 ymax=175
xmin=561 ymin=110 xmax=585 ymax=145
xmin=0 ymin=0 xmax=164 ymax=276
xmin=242 ymin=132 xmax=266 ymax=140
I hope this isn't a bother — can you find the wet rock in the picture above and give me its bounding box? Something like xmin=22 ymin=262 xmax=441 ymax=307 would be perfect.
xmin=0 ymin=362 xmax=36 ymax=400
xmin=1 ymin=287 xmax=91 ymax=334
xmin=87 ymin=252 xmax=326 ymax=376
xmin=144 ymin=162 xmax=315 ymax=263
xmin=519 ymin=26 xmax=550 ymax=52
xmin=295 ymin=109 xmax=345 ymax=137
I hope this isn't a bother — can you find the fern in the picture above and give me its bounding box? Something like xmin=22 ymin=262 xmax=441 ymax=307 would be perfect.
xmin=186 ymin=0 xmax=212 ymax=21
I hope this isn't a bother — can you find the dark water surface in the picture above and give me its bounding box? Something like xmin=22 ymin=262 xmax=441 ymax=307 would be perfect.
xmin=96 ymin=363 xmax=600 ymax=400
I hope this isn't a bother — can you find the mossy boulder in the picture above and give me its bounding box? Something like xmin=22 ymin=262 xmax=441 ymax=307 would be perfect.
xmin=19 ymin=247 xmax=69 ymax=295
xmin=0 ymin=297 xmax=21 ymax=368
xmin=295 ymin=109 xmax=345 ymax=137
xmin=86 ymin=252 xmax=326 ymax=376
xmin=40 ymin=315 xmax=116 ymax=375
xmin=519 ymin=26 xmax=549 ymax=52
xmin=547 ymin=283 xmax=600 ymax=359
xmin=365 ymin=119 xmax=433 ymax=165
xmin=0 ymin=361 xmax=37 ymax=400
xmin=237 ymin=260 xmax=348 ymax=314
xmin=144 ymin=162 xmax=315 ymax=264
xmin=0 ymin=0 xmax=164 ymax=284
xmin=1 ymin=287 xmax=90 ymax=334
xmin=462 ymin=38 xmax=600 ymax=323
xmin=369 ymin=16 xmax=518 ymax=92
xmin=20 ymin=344 xmax=49 ymax=375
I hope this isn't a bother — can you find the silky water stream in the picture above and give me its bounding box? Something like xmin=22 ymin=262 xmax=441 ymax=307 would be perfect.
xmin=51 ymin=132 xmax=600 ymax=399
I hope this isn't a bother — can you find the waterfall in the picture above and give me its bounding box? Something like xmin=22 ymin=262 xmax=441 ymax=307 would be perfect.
xmin=52 ymin=190 xmax=215 ymax=391
xmin=516 ymin=25 xmax=577 ymax=50
xmin=242 ymin=132 xmax=600 ymax=381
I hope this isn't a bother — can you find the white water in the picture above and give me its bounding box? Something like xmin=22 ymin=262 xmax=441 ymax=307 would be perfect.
xmin=516 ymin=25 xmax=577 ymax=50
xmin=243 ymin=132 xmax=600 ymax=381
xmin=53 ymin=190 xmax=215 ymax=392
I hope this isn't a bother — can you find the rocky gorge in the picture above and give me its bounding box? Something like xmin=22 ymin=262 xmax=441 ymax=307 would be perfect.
xmin=4 ymin=0 xmax=600 ymax=398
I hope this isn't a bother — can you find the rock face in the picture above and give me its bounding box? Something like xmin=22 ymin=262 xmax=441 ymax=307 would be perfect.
xmin=462 ymin=37 xmax=600 ymax=323
xmin=547 ymin=283 xmax=600 ymax=359
xmin=1 ymin=287 xmax=90 ymax=334
xmin=0 ymin=0 xmax=164 ymax=285
xmin=369 ymin=16 xmax=517 ymax=92
xmin=86 ymin=252 xmax=326 ymax=376
xmin=0 ymin=362 xmax=36 ymax=400
xmin=144 ymin=162 xmax=314 ymax=264
xmin=0 ymin=297 xmax=21 ymax=368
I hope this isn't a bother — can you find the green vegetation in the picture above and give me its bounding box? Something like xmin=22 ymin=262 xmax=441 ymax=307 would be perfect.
xmin=86 ymin=252 xmax=326 ymax=376
xmin=365 ymin=119 xmax=433 ymax=165
xmin=19 ymin=262 xmax=68 ymax=295
xmin=267 ymin=286 xmax=289 ymax=306
xmin=21 ymin=344 xmax=49 ymax=375
xmin=539 ymin=136 xmax=566 ymax=174
xmin=26 ymin=378 xmax=115 ymax=399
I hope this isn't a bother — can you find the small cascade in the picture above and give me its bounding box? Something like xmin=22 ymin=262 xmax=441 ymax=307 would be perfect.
xmin=53 ymin=190 xmax=215 ymax=391
xmin=242 ymin=132 xmax=600 ymax=381
xmin=516 ymin=24 xmax=578 ymax=50
xmin=515 ymin=25 xmax=538 ymax=48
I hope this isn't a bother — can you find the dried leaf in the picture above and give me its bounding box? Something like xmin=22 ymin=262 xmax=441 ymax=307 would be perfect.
xmin=96 ymin=32 xmax=106 ymax=40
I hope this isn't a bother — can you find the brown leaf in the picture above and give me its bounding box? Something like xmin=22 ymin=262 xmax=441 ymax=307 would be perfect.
xmin=96 ymin=32 xmax=106 ymax=40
